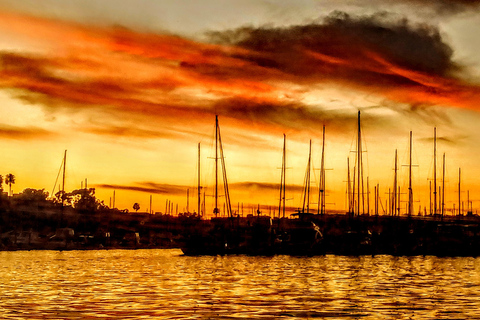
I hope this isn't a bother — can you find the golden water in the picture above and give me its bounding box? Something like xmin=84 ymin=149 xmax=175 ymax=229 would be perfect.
xmin=1 ymin=249 xmax=480 ymax=319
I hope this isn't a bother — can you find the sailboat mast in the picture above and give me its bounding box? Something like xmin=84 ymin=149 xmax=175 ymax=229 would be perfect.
xmin=62 ymin=150 xmax=67 ymax=204
xmin=468 ymin=190 xmax=470 ymax=214
xmin=278 ymin=134 xmax=286 ymax=218
xmin=198 ymin=142 xmax=201 ymax=215
xmin=408 ymin=131 xmax=413 ymax=216
xmin=357 ymin=111 xmax=361 ymax=216
xmin=59 ymin=149 xmax=67 ymax=225
xmin=308 ymin=140 xmax=311 ymax=213
xmin=434 ymin=127 xmax=437 ymax=215
xmin=215 ymin=115 xmax=219 ymax=217
xmin=398 ymin=186 xmax=401 ymax=216
xmin=429 ymin=181 xmax=431 ymax=215
xmin=347 ymin=157 xmax=352 ymax=213
xmin=303 ymin=140 xmax=312 ymax=214
xmin=388 ymin=188 xmax=391 ymax=215
xmin=394 ymin=149 xmax=398 ymax=216
xmin=442 ymin=152 xmax=446 ymax=217
xmin=353 ymin=166 xmax=356 ymax=214
xmin=367 ymin=176 xmax=370 ymax=215
xmin=283 ymin=136 xmax=286 ymax=218
xmin=318 ymin=125 xmax=326 ymax=215
xmin=458 ymin=168 xmax=461 ymax=216
xmin=217 ymin=117 xmax=233 ymax=218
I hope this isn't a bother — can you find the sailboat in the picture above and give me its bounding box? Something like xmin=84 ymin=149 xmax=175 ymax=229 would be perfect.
xmin=271 ymin=135 xmax=324 ymax=255
xmin=181 ymin=116 xmax=274 ymax=255
xmin=181 ymin=116 xmax=232 ymax=255
xmin=181 ymin=124 xmax=324 ymax=256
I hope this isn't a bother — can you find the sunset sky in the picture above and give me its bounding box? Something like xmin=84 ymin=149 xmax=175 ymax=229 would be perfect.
xmin=1 ymin=0 xmax=480 ymax=216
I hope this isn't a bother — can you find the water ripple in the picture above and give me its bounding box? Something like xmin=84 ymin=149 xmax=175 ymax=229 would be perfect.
xmin=1 ymin=250 xmax=480 ymax=319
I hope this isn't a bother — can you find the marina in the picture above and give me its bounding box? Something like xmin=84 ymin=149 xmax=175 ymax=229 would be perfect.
xmin=2 ymin=113 xmax=480 ymax=257
xmin=2 ymin=1 xmax=480 ymax=319
xmin=179 ymin=113 xmax=480 ymax=257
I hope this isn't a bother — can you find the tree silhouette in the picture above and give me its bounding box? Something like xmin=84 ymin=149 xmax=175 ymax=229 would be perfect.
xmin=54 ymin=190 xmax=72 ymax=206
xmin=18 ymin=188 xmax=49 ymax=202
xmin=16 ymin=188 xmax=50 ymax=207
xmin=70 ymin=188 xmax=108 ymax=212
xmin=133 ymin=203 xmax=140 ymax=212
xmin=0 ymin=175 xmax=3 ymax=192
xmin=5 ymin=174 xmax=15 ymax=197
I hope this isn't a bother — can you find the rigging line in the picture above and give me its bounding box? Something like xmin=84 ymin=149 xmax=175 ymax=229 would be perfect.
xmin=52 ymin=156 xmax=65 ymax=198
xmin=217 ymin=119 xmax=233 ymax=218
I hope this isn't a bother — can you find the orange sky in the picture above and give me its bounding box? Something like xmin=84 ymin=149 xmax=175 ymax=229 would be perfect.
xmin=1 ymin=1 xmax=480 ymax=216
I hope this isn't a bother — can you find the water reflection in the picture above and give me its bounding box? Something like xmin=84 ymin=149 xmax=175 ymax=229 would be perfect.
xmin=1 ymin=250 xmax=479 ymax=319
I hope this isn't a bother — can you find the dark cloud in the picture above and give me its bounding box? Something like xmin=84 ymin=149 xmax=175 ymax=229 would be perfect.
xmin=209 ymin=11 xmax=457 ymax=80
xmin=85 ymin=125 xmax=176 ymax=139
xmin=230 ymin=181 xmax=304 ymax=193
xmin=418 ymin=134 xmax=468 ymax=145
xmin=96 ymin=182 xmax=188 ymax=195
xmin=205 ymin=11 xmax=480 ymax=125
xmin=404 ymin=0 xmax=480 ymax=14
xmin=97 ymin=181 xmax=307 ymax=197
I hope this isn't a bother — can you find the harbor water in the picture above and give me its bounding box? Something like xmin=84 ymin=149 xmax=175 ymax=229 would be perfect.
xmin=1 ymin=249 xmax=480 ymax=319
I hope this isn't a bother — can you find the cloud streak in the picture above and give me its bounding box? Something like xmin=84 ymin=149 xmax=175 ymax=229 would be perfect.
xmin=97 ymin=181 xmax=307 ymax=195
xmin=95 ymin=182 xmax=188 ymax=196
xmin=0 ymin=124 xmax=52 ymax=140
xmin=230 ymin=181 xmax=304 ymax=194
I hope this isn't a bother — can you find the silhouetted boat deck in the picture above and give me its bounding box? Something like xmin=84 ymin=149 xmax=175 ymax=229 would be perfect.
xmin=180 ymin=213 xmax=480 ymax=257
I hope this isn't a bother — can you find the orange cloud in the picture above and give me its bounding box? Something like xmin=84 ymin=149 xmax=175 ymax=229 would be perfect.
xmin=1 ymin=9 xmax=480 ymax=143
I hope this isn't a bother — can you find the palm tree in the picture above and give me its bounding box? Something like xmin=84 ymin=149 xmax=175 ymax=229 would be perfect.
xmin=5 ymin=173 xmax=15 ymax=197
xmin=133 ymin=202 xmax=140 ymax=212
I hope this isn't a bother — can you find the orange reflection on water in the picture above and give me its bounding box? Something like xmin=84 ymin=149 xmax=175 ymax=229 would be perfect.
xmin=1 ymin=250 xmax=480 ymax=319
